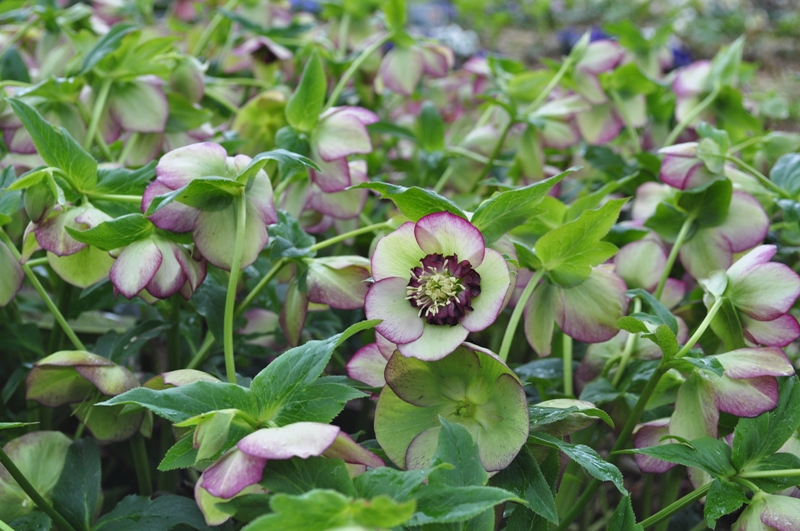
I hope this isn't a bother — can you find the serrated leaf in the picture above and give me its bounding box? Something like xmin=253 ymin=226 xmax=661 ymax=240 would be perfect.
xmin=406 ymin=486 xmax=521 ymax=526
xmin=236 ymin=149 xmax=318 ymax=184
xmin=353 ymin=182 xmax=466 ymax=222
xmin=79 ymin=23 xmax=138 ymax=75
xmin=669 ymin=355 xmax=725 ymax=377
xmin=704 ymin=479 xmax=746 ymax=528
xmin=92 ymin=494 xmax=211 ymax=531
xmin=471 ymin=169 xmax=573 ymax=243
xmin=285 ymin=51 xmax=326 ymax=133
xmin=65 ymin=214 xmax=152 ymax=251
xmin=428 ymin=419 xmax=489 ymax=487
xmin=52 ymin=439 xmax=101 ymax=531
xmin=642 ymin=324 xmax=679 ymax=359
xmin=492 ymin=446 xmax=558 ymax=524
xmin=145 ymin=176 xmax=243 ymax=215
xmin=616 ymin=316 xmax=649 ymax=334
xmin=626 ymin=437 xmax=735 ymax=478
xmin=677 ymin=178 xmax=732 ymax=228
xmin=259 ymin=456 xmax=355 ymax=496
xmin=627 ymin=288 xmax=679 ymax=335
xmin=158 ymin=433 xmax=197 ymax=471
xmin=354 ymin=466 xmax=442 ymax=502
xmin=608 ymin=496 xmax=642 ymax=531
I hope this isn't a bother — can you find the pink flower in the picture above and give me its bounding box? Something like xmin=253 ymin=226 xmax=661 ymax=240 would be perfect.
xmin=375 ymin=42 xmax=454 ymax=96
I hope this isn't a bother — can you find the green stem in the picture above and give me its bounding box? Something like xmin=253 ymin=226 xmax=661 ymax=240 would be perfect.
xmin=47 ymin=279 xmax=72 ymax=355
xmin=612 ymin=297 xmax=642 ymax=387
xmin=654 ymin=214 xmax=695 ymax=301
xmin=0 ymin=231 xmax=86 ymax=351
xmin=0 ymin=518 xmax=16 ymax=531
xmin=117 ymin=132 xmax=138 ymax=165
xmin=325 ymin=33 xmax=392 ymax=111
xmin=167 ymin=298 xmax=181 ymax=371
xmin=445 ymin=147 xmax=513 ymax=167
xmin=739 ymin=468 xmax=800 ymax=479
xmin=729 ymin=135 xmax=763 ymax=154
xmin=84 ymin=78 xmax=113 ymax=153
xmin=337 ymin=13 xmax=351 ymax=61
xmin=498 ymin=268 xmax=545 ymax=362
xmin=223 ymin=193 xmax=248 ymax=383
xmin=523 ymin=46 xmax=579 ymax=114
xmin=186 ymin=333 xmax=215 ymax=371
xmin=663 ymin=87 xmax=719 ymax=148
xmin=474 ymin=117 xmax=513 ymax=185
xmin=724 ymin=155 xmax=789 ymax=197
xmin=308 ymin=221 xmax=391 ymax=252
xmin=639 ymin=483 xmax=711 ymax=530
xmin=83 ymin=192 xmax=143 ymax=203
xmin=674 ymin=297 xmax=724 ymax=359
xmin=235 ymin=258 xmax=289 ymax=319
xmin=130 ymin=434 xmax=152 ymax=496
xmin=654 ymin=468 xmax=683 ymax=531
xmin=192 ymin=0 xmax=240 ymax=57
xmin=432 ymin=165 xmax=454 ymax=194
xmin=0 ymin=446 xmax=78 ymax=531
xmin=562 ymin=333 xmax=574 ymax=397
xmin=24 ymin=257 xmax=48 ymax=268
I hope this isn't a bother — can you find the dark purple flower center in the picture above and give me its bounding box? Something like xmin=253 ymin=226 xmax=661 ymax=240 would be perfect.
xmin=406 ymin=253 xmax=481 ymax=326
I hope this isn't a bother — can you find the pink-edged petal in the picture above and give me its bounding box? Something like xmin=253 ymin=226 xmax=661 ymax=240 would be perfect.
xmin=321 ymin=106 xmax=380 ymax=126
xmin=420 ymin=43 xmax=454 ymax=77
xmin=74 ymin=365 xmax=139 ymax=396
xmin=726 ymin=245 xmax=777 ymax=280
xmin=573 ymin=69 xmax=608 ymax=105
xmin=675 ymin=95 xmax=702 ymax=124
xmin=307 ymin=256 xmax=371 ymax=310
xmin=461 ymin=248 xmax=510 ymax=332
xmin=540 ymin=119 xmax=581 ymax=149
xmin=155 ymin=142 xmax=230 ymax=190
xmin=632 ymin=182 xmax=675 ymax=222
xmin=161 ymin=369 xmax=219 ymax=387
xmin=309 ymin=152 xmax=351 ymax=193
xmin=729 ymin=263 xmax=800 ymax=320
xmin=575 ymin=103 xmax=623 ymax=145
xmin=315 ymin=113 xmax=374 ymax=161
xmin=395 ymin=322 xmax=469 ymax=361
xmin=713 ymin=347 xmax=795 ymax=379
xmin=246 ymin=171 xmax=278 ymax=225
xmin=660 ymin=278 xmax=686 ymax=310
xmin=173 ymin=243 xmax=206 ymax=292
xmin=0 ymin=241 xmax=24 ymax=306
xmin=405 ymin=426 xmax=441 ymax=470
xmin=557 ymin=266 xmax=629 ymax=344
xmin=366 ymin=277 xmax=425 ymax=345
xmin=322 ymin=432 xmax=384 ymax=468
xmin=142 ymin=181 xmax=199 ymax=233
xmin=743 ymin=314 xmax=800 ymax=347
xmin=145 ymin=240 xmax=186 ymax=299
xmin=109 ymin=79 xmax=168 ymax=133
xmin=633 ymin=418 xmax=676 ymax=473
xmin=109 ymin=239 xmax=163 ymax=299
xmin=193 ymin=205 xmax=269 ymax=271
xmin=233 ymin=36 xmax=292 ymax=62
xmin=679 ymin=228 xmax=733 ymax=280
xmin=760 ymin=495 xmax=800 ymax=530
xmin=48 ymin=247 xmax=114 ymax=289
xmin=347 ymin=343 xmax=390 ymax=387
xmin=717 ymin=192 xmax=769 ymax=253
xmin=238 ymin=422 xmax=340 ymax=459
xmin=672 ymin=61 xmax=711 ymax=97
xmin=376 ymin=333 xmax=397 ymax=359
xmin=659 ymin=156 xmax=713 ymax=190
xmin=577 ymin=40 xmax=624 ymax=74
xmin=377 ymin=47 xmax=423 ymax=96
xmin=306 ymin=161 xmax=368 ymax=219
xmin=414 ymin=212 xmax=485 ymax=267
xmin=371 ymin=222 xmax=426 ymax=281
xmin=201 ymin=449 xmax=267 ymax=499
xmin=710 ymin=374 xmax=779 ymax=417
xmin=670 ymin=373 xmax=718 ymax=440
xmin=614 ymin=239 xmax=666 ymax=291
xmin=35 ymin=208 xmax=88 ymax=256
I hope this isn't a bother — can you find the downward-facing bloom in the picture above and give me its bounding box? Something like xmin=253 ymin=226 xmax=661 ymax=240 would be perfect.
xmin=658 ymin=142 xmax=718 ymax=190
xmin=672 ymin=60 xmax=712 ymax=125
xmin=365 ymin=211 xmax=510 ymax=361
xmin=734 ymin=492 xmax=800 ymax=531
xmin=375 ymin=42 xmax=454 ymax=96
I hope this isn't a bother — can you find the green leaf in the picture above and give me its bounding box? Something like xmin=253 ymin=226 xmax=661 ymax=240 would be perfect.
xmin=8 ymin=511 xmax=52 ymax=530
xmin=0 ymin=166 xmax=21 ymax=225
xmin=215 ymin=493 xmax=272 ymax=523
xmin=52 ymin=439 xmax=101 ymax=531
xmin=418 ymin=101 xmax=445 ymax=152
xmin=677 ymin=178 xmax=732 ymax=228
xmin=0 ymin=422 xmax=36 ymax=430
xmin=0 ymin=46 xmax=30 ymax=83
xmin=158 ymin=433 xmax=196 ymax=471
xmin=608 ymin=496 xmax=642 ymax=531
xmin=353 ymin=182 xmax=467 ymax=222
xmin=641 ymin=324 xmax=679 ymax=360
xmin=643 ymin=202 xmax=688 ymax=243
xmin=744 ymin=452 xmax=800 ymax=492
xmin=709 ymin=36 xmax=744 ymax=89
xmin=770 ymin=153 xmax=800 ymax=198
xmin=428 ymin=419 xmax=489 ymax=487
xmin=271 ymin=377 xmax=366 ymax=425
xmin=535 ymin=198 xmax=626 ymax=287
xmin=668 ymin=355 xmax=725 ymax=377
xmin=471 ymin=169 xmax=572 ymax=244
xmin=236 ymin=149 xmax=319 ymax=184
xmin=732 ymin=377 xmax=800 ymax=470
xmin=64 ymin=214 xmax=152 ymax=251
xmin=528 ymin=433 xmax=627 ymax=494
xmin=260 ymin=457 xmax=355 ymax=496
xmin=627 ymin=288 xmax=679 ymax=335
xmin=94 ymin=162 xmax=156 ymax=195
xmin=384 ymin=0 xmax=406 ymax=31
xmin=354 ymin=466 xmax=441 ymax=502
xmin=285 ymin=50 xmax=326 ymax=133
xmin=8 ymin=99 xmax=97 ymax=191
xmin=269 ymin=211 xmax=315 ymax=260
xmin=616 ymin=316 xmax=649 ymax=334
xmin=406 ymin=486 xmax=521 ymax=526
xmin=78 ymin=23 xmax=138 ymax=75
xmin=626 ymin=437 xmax=736 ymax=478
xmin=492 ymin=446 xmax=558 ymax=524
xmin=145 ymin=176 xmax=243 ymax=215
xmin=704 ymin=479 xmax=747 ymax=528
xmin=92 ymin=494 xmax=211 ymax=531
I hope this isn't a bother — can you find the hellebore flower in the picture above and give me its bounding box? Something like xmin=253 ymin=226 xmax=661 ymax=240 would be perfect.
xmin=0 ymin=240 xmax=24 ymax=307
xmin=304 ymin=160 xmax=370 ymax=220
xmin=672 ymin=60 xmax=711 ymax=125
xmin=144 ymin=142 xmax=278 ymax=271
xmin=375 ymin=344 xmax=529 ymax=471
xmin=346 ymin=332 xmax=397 ymax=388
xmin=309 ymin=107 xmax=379 ymax=193
xmin=375 ymin=42 xmax=454 ymax=96
xmin=524 ymin=265 xmax=629 ymax=357
xmin=365 ymin=211 xmax=510 ymax=361
xmin=658 ymin=142 xmax=719 ymax=190
xmin=26 ymin=351 xmax=144 ymax=442
xmin=0 ymin=431 xmax=72 ymax=521
xmin=307 ymin=255 xmax=372 ymax=310
xmin=109 ymin=235 xmax=206 ymax=300
xmin=733 ymin=492 xmax=800 ymax=531
xmin=107 ymin=76 xmax=169 ymax=136
xmin=706 ymin=245 xmax=800 ymax=347
xmin=194 ymin=422 xmax=383 ymax=524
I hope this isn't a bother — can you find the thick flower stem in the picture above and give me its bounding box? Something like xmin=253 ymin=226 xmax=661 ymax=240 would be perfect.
xmin=612 ymin=297 xmax=642 ymax=387
xmin=0 ymin=445 xmax=78 ymax=531
xmin=674 ymin=297 xmax=724 ymax=359
xmin=724 ymin=155 xmax=789 ymax=198
xmin=739 ymin=468 xmax=800 ymax=479
xmin=639 ymin=483 xmax=711 ymax=529
xmin=325 ymin=33 xmax=392 ymax=111
xmin=0 ymin=231 xmax=86 ymax=352
xmin=499 ymin=268 xmax=546 ymax=362
xmin=84 ymin=78 xmax=113 ymax=153
xmin=308 ymin=221 xmax=392 ymax=252
xmin=130 ymin=434 xmax=152 ymax=496
xmin=663 ymin=87 xmax=719 ymax=148
xmin=83 ymin=193 xmax=143 ymax=203
xmin=562 ymin=333 xmax=574 ymax=397
xmin=654 ymin=214 xmax=695 ymax=301
xmin=223 ymin=194 xmax=248 ymax=384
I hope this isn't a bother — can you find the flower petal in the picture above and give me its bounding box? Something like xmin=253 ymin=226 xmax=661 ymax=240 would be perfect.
xmin=238 ymin=423 xmax=340 ymax=459
xmin=155 ymin=142 xmax=230 ymax=190
xmin=414 ymin=212 xmax=485 ymax=267
xmin=396 ymin=323 xmax=470 ymax=361
xmin=632 ymin=182 xmax=675 ymax=222
xmin=0 ymin=241 xmax=24 ymax=307
xmin=420 ymin=43 xmax=454 ymax=77
xmin=374 ymin=384 xmax=442 ymax=469
xmin=577 ymin=40 xmax=625 ymax=74
xmin=347 ymin=343 xmax=390 ymax=387
xmin=461 ymin=248 xmax=510 ymax=332
xmin=472 ymin=373 xmax=530 ymax=471
xmin=109 ymin=78 xmax=168 ymax=133
xmin=679 ymin=228 xmax=733 ymax=280
xmin=742 ymin=314 xmax=800 ymax=347
xmin=385 ymin=347 xmax=479 ymax=407
xmin=309 ymin=152 xmax=352 ymax=193
xmin=670 ymin=373 xmax=718 ymax=440
xmin=193 ymin=205 xmax=269 ymax=271
xmin=142 ymin=181 xmax=199 ymax=233
xmin=710 ymin=374 xmax=779 ymax=417
xmin=726 ymin=245 xmax=776 ymax=280
xmin=660 ymin=278 xmax=686 ymax=310
xmin=365 ymin=277 xmax=425 ymax=345
xmin=575 ymin=103 xmax=623 ymax=145
xmin=145 ymin=240 xmax=188 ymax=299
xmin=405 ymin=426 xmax=442 ymax=470
xmin=557 ymin=266 xmax=629 ymax=344
xmin=614 ymin=239 xmax=666 ymax=291
xmin=761 ymin=494 xmax=800 ymax=531
xmin=524 ymin=280 xmax=558 ymax=357
xmin=377 ymin=47 xmax=423 ymax=96
xmin=729 ymin=262 xmax=800 ymax=320
xmin=713 ymin=347 xmax=795 ymax=379
xmin=306 ymin=161 xmax=369 ymax=219
xmin=48 ymin=246 xmax=114 ymax=288
xmin=246 ymin=171 xmax=278 ymax=225
xmin=322 ymin=432 xmax=384 ymax=469
xmin=716 ymin=191 xmax=769 ymax=253
xmin=633 ymin=419 xmax=676 ymax=473
xmin=672 ymin=61 xmax=711 ymax=97
xmin=201 ymin=449 xmax=267 ymax=499
xmin=315 ymin=112 xmax=373 ymax=162
xmin=371 ymin=222 xmax=426 ymax=281
xmin=110 ymin=240 xmax=163 ymax=299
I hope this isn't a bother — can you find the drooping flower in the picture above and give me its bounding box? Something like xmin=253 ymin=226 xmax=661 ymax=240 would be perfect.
xmin=375 ymin=42 xmax=454 ymax=96
xmin=365 ymin=211 xmax=510 ymax=361
xmin=0 ymin=240 xmax=24 ymax=307
xmin=658 ymin=142 xmax=718 ymax=190
xmin=733 ymin=492 xmax=800 ymax=530
xmin=672 ymin=60 xmax=712 ymax=125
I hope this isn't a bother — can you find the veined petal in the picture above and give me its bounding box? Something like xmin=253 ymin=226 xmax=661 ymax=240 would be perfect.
xmin=315 ymin=112 xmax=373 ymax=161
xmin=659 ymin=155 xmax=713 ymax=190
xmin=371 ymin=222 xmax=426 ymax=281
xmin=404 ymin=426 xmax=441 ymax=470
xmin=726 ymin=245 xmax=776 ymax=280
xmin=377 ymin=47 xmax=423 ymax=96
xmin=679 ymin=228 xmax=733 ymax=280
xmin=145 ymin=240 xmax=187 ymax=299
xmin=577 ymin=40 xmax=625 ymax=74
xmin=347 ymin=343 xmax=390 ymax=387
xmin=173 ymin=243 xmax=206 ymax=293
xmin=672 ymin=61 xmax=711 ymax=97
xmin=320 ymin=106 xmax=380 ymax=126
xmin=742 ymin=314 xmax=800 ymax=347
xmin=48 ymin=246 xmax=114 ymax=288
xmin=729 ymin=262 xmax=800 ymax=320
xmin=717 ymin=191 xmax=769 ymax=253
xmin=575 ymin=103 xmax=623 ymax=145
xmin=201 ymin=449 xmax=267 ymax=499
xmin=246 ymin=171 xmax=278 ymax=225
xmin=633 ymin=419 xmax=676 ymax=473
xmin=472 ymin=373 xmax=530 ymax=471
xmin=142 ymin=181 xmax=199 ymax=233
xmin=660 ymin=278 xmax=686 ymax=310
xmin=322 ymin=432 xmax=384 ymax=468
xmin=557 ymin=266 xmax=629 ymax=344
xmin=396 ymin=322 xmax=469 ymax=361
xmin=155 ymin=142 xmax=230 ymax=190
xmin=761 ymin=494 xmax=800 ymax=531
xmin=109 ymin=78 xmax=168 ymax=133
xmin=461 ymin=248 xmax=510 ymax=332
xmin=309 ymin=150 xmax=351 ymax=193
xmin=366 ymin=277 xmax=425 ymax=345
xmin=524 ymin=280 xmax=558 ymax=357
xmin=713 ymin=347 xmax=795 ymax=379
xmin=710 ymin=374 xmax=779 ymax=417
xmin=632 ymin=182 xmax=675 ymax=222
xmin=306 ymin=160 xmax=368 ymax=219
xmin=573 ymin=69 xmax=608 ymax=105
xmin=193 ymin=205 xmax=269 ymax=271
xmin=238 ymin=423 xmax=340 ymax=459
xmin=109 ymin=239 xmax=163 ymax=299
xmin=74 ymin=365 xmax=139 ymax=396
xmin=307 ymin=257 xmax=371 ymax=310
xmin=0 ymin=241 xmax=24 ymax=306
xmin=35 ymin=208 xmax=90 ymax=256
xmin=614 ymin=239 xmax=666 ymax=291
xmin=414 ymin=212 xmax=485 ymax=267
xmin=420 ymin=43 xmax=454 ymax=77
xmin=670 ymin=372 xmax=718 ymax=440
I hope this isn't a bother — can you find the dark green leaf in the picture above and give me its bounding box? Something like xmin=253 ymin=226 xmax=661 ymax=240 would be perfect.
xmin=704 ymin=479 xmax=747 ymax=528
xmin=492 ymin=446 xmax=558 ymax=524
xmin=353 ymin=182 xmax=467 ymax=222
xmin=285 ymin=50 xmax=326 ymax=133
xmin=608 ymin=496 xmax=642 ymax=531
xmin=616 ymin=316 xmax=649 ymax=334
xmin=158 ymin=433 xmax=197 ymax=471
xmin=79 ymin=23 xmax=138 ymax=75
xmin=627 ymin=288 xmax=679 ymax=335
xmin=677 ymin=178 xmax=732 ymax=228
xmin=354 ymin=466 xmax=441 ymax=502
xmin=407 ymin=486 xmax=521 ymax=526
xmin=745 ymin=452 xmax=800 ymax=492
xmin=260 ymin=457 xmax=355 ymax=496
xmin=644 ymin=202 xmax=689 ymax=243
xmin=190 ymin=272 xmax=227 ymax=343
xmin=145 ymin=176 xmax=242 ymax=215
xmin=65 ymin=214 xmax=152 ymax=251
xmin=8 ymin=511 xmax=52 ymax=531
xmin=94 ymin=162 xmax=156 ymax=195
xmin=626 ymin=437 xmax=735 ymax=478
xmin=668 ymin=355 xmax=725 ymax=377
xmin=272 ymin=378 xmax=366 ymax=425
xmin=214 ymin=493 xmax=273 ymax=522
xmin=582 ymin=146 xmax=633 ymax=178
xmin=268 ymin=211 xmax=315 ymax=260
xmin=641 ymin=324 xmax=679 ymax=359
xmin=428 ymin=419 xmax=489 ymax=487
xmin=92 ymin=494 xmax=211 ymax=531
xmin=236 ymin=149 xmax=319 ymax=184
xmin=52 ymin=439 xmax=101 ymax=531
xmin=771 ymin=153 xmax=800 ymax=198
xmin=94 ymin=319 xmax=170 ymax=363
xmin=1 ymin=46 xmax=30 ymax=83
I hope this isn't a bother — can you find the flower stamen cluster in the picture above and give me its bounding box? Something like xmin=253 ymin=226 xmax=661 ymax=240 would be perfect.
xmin=405 ymin=253 xmax=481 ymax=326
